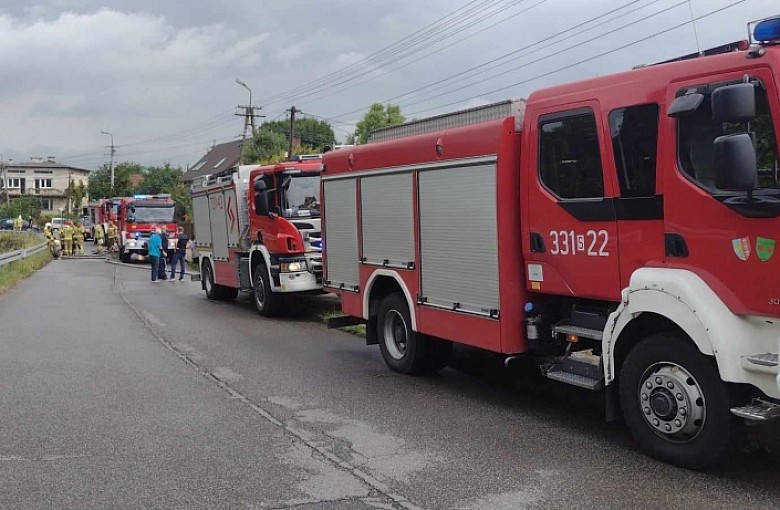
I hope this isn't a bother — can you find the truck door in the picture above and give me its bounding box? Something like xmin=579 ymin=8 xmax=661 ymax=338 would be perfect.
xmin=664 ymin=71 xmax=780 ymax=317
xmin=524 ymin=102 xmax=621 ymax=301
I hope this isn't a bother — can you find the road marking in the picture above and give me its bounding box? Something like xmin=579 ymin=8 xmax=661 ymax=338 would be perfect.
xmin=119 ymin=287 xmax=425 ymax=510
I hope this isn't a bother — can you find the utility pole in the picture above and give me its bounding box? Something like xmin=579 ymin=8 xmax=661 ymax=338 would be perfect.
xmin=235 ymin=79 xmax=264 ymax=141
xmin=286 ymin=106 xmax=299 ymax=160
xmin=101 ymin=131 xmax=115 ymax=193
xmin=67 ymin=171 xmax=72 ymax=216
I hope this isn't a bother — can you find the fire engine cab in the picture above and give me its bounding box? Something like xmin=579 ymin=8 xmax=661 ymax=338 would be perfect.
xmin=109 ymin=195 xmax=177 ymax=262
xmin=191 ymin=157 xmax=323 ymax=315
xmin=321 ymin=17 xmax=780 ymax=468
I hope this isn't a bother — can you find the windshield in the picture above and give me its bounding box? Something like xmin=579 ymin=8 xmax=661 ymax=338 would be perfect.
xmin=129 ymin=206 xmax=175 ymax=223
xmin=280 ymin=173 xmax=320 ymax=218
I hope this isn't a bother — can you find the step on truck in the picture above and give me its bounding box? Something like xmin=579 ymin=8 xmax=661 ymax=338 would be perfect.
xmin=320 ymin=17 xmax=780 ymax=469
xmin=191 ymin=157 xmax=323 ymax=315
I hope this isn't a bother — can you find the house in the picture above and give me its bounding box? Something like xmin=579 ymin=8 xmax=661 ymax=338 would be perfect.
xmin=0 ymin=157 xmax=90 ymax=214
xmin=182 ymin=140 xmax=244 ymax=183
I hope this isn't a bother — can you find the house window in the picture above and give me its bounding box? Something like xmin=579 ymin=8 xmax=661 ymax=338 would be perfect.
xmin=35 ymin=178 xmax=53 ymax=188
xmin=7 ymin=178 xmax=21 ymax=188
xmin=39 ymin=199 xmax=53 ymax=210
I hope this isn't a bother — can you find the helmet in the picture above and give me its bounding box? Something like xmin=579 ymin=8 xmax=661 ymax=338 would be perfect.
xmin=45 ymin=222 xmax=52 ymax=228
xmin=65 ymin=220 xmax=72 ymax=226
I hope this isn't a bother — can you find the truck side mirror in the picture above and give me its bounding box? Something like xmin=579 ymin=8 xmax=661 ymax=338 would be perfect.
xmin=253 ymin=179 xmax=270 ymax=216
xmin=713 ymin=133 xmax=758 ymax=191
xmin=667 ymin=93 xmax=704 ymax=118
xmin=711 ymin=83 xmax=755 ymax=122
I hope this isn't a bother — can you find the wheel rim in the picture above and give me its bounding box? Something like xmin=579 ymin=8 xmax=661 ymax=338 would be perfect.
xmin=383 ymin=310 xmax=408 ymax=360
xmin=638 ymin=362 xmax=706 ymax=443
xmin=204 ymin=266 xmax=213 ymax=294
xmin=254 ymin=273 xmax=265 ymax=309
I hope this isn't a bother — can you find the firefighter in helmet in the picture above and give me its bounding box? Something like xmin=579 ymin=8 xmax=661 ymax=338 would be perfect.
xmin=12 ymin=215 xmax=23 ymax=232
xmin=73 ymin=221 xmax=85 ymax=255
xmin=106 ymin=221 xmax=118 ymax=253
xmin=44 ymin=222 xmax=57 ymax=255
xmin=94 ymin=221 xmax=105 ymax=254
xmin=61 ymin=220 xmax=74 ymax=256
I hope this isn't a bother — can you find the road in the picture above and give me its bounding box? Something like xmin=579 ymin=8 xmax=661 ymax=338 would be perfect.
xmin=1 ymin=259 xmax=779 ymax=509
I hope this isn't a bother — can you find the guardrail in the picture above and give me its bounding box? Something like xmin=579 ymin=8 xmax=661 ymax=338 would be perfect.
xmin=0 ymin=235 xmax=49 ymax=269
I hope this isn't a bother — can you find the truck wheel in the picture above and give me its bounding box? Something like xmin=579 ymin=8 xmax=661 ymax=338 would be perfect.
xmin=253 ymin=263 xmax=283 ymax=316
xmin=203 ymin=261 xmax=218 ymax=300
xmin=377 ymin=292 xmax=431 ymax=375
xmin=619 ymin=333 xmax=742 ymax=470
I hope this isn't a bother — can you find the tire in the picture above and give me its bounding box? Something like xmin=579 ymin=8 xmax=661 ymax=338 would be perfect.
xmin=252 ymin=263 xmax=283 ymax=316
xmin=619 ymin=333 xmax=743 ymax=470
xmin=376 ymin=292 xmax=448 ymax=375
xmin=203 ymin=261 xmax=218 ymax=300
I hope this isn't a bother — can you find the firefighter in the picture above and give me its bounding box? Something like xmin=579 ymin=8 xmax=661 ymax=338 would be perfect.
xmin=61 ymin=220 xmax=74 ymax=256
xmin=44 ymin=222 xmax=57 ymax=255
xmin=73 ymin=221 xmax=85 ymax=255
xmin=12 ymin=215 xmax=23 ymax=232
xmin=106 ymin=221 xmax=118 ymax=252
xmin=93 ymin=222 xmax=105 ymax=254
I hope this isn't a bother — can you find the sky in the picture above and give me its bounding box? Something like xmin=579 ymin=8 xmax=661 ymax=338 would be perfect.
xmin=0 ymin=0 xmax=777 ymax=172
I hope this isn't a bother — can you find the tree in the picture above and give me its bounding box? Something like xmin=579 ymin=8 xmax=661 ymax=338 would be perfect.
xmin=139 ymin=164 xmax=183 ymax=195
xmin=0 ymin=196 xmax=42 ymax=220
xmin=87 ymin=162 xmax=139 ymax=199
xmin=351 ymin=103 xmax=405 ymax=144
xmin=243 ymin=117 xmax=336 ymax=164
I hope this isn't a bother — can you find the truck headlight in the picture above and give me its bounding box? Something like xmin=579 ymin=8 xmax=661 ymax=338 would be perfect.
xmin=280 ymin=261 xmax=305 ymax=272
xmin=128 ymin=241 xmax=136 ymax=248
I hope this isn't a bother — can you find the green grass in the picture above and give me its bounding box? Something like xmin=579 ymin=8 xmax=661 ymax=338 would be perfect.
xmin=0 ymin=232 xmax=43 ymax=253
xmin=318 ymin=309 xmax=367 ymax=337
xmin=0 ymin=249 xmax=52 ymax=295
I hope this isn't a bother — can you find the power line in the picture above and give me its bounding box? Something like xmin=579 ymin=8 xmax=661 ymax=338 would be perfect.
xmin=328 ymin=0 xmax=656 ymax=120
xmin=405 ymin=0 xmax=748 ymax=118
xmin=260 ymin=0 xmax=525 ymax=106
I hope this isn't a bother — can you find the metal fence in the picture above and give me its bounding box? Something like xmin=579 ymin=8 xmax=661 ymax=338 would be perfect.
xmin=0 ymin=233 xmax=49 ymax=269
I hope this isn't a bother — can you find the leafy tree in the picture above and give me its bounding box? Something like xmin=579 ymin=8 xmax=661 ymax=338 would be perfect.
xmin=138 ymin=164 xmax=183 ymax=195
xmin=351 ymin=103 xmax=405 ymax=144
xmin=70 ymin=181 xmax=87 ymax=214
xmin=87 ymin=162 xmax=139 ymax=199
xmin=243 ymin=118 xmax=336 ymax=164
xmin=0 ymin=196 xmax=42 ymax=220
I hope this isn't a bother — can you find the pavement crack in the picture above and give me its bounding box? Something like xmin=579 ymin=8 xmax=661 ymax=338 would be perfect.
xmin=117 ymin=286 xmax=425 ymax=510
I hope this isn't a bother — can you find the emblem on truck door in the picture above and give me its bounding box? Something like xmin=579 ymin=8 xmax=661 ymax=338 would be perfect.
xmin=732 ymin=237 xmax=751 ymax=261
xmin=756 ymin=237 xmax=776 ymax=262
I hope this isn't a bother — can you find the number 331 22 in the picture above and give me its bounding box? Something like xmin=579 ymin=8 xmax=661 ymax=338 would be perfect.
xmin=549 ymin=229 xmax=609 ymax=257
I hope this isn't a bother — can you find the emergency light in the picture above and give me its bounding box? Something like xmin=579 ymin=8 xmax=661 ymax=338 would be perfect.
xmin=753 ymin=16 xmax=780 ymax=43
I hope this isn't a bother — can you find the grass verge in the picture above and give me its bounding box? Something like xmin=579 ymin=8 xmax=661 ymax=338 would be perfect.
xmin=0 ymin=249 xmax=52 ymax=295
xmin=0 ymin=232 xmax=43 ymax=253
xmin=318 ymin=309 xmax=367 ymax=337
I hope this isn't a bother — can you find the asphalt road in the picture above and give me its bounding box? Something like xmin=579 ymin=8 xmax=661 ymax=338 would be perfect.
xmin=1 ymin=259 xmax=780 ymax=509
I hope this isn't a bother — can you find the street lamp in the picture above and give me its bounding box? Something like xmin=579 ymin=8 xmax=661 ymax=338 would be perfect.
xmin=100 ymin=130 xmax=115 ymax=192
xmin=235 ymin=78 xmax=252 ymax=110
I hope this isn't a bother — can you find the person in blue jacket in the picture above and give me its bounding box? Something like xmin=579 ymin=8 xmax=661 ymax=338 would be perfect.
xmin=148 ymin=226 xmax=163 ymax=282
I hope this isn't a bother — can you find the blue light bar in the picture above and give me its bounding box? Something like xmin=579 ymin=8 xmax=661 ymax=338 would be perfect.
xmin=754 ymin=17 xmax=780 ymax=43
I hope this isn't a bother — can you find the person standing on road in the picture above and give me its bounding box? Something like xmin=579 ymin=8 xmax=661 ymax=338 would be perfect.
xmin=12 ymin=215 xmax=23 ymax=232
xmin=157 ymin=227 xmax=169 ymax=280
xmin=73 ymin=221 xmax=85 ymax=255
xmin=61 ymin=221 xmax=74 ymax=256
xmin=94 ymin=222 xmax=105 ymax=255
xmin=148 ymin=226 xmax=163 ymax=282
xmin=106 ymin=221 xmax=118 ymax=252
xmin=169 ymin=227 xmax=189 ymax=281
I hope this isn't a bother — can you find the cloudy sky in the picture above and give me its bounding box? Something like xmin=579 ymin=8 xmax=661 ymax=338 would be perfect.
xmin=0 ymin=0 xmax=777 ymax=171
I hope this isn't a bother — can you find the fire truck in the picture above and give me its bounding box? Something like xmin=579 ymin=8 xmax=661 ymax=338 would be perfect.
xmin=191 ymin=157 xmax=323 ymax=315
xmin=106 ymin=195 xmax=178 ymax=262
xmin=320 ymin=18 xmax=780 ymax=468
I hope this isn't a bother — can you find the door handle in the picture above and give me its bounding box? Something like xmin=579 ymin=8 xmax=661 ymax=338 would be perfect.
xmin=530 ymin=232 xmax=545 ymax=253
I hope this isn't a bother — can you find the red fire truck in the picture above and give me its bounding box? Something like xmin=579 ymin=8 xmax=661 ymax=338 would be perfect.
xmin=106 ymin=195 xmax=178 ymax=262
xmin=191 ymin=157 xmax=323 ymax=315
xmin=321 ymin=19 xmax=780 ymax=468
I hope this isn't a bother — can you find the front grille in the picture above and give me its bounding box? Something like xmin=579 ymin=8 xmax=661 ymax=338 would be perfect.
xmin=309 ymin=256 xmax=323 ymax=284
